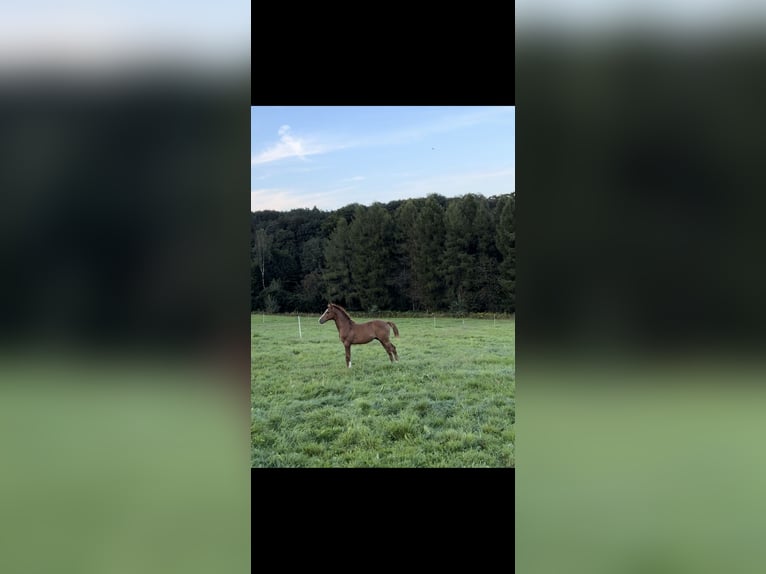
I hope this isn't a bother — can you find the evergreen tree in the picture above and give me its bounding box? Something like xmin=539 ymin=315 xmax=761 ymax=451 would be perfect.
xmin=252 ymin=193 xmax=514 ymax=313
xmin=395 ymin=199 xmax=420 ymax=309
xmin=414 ymin=196 xmax=446 ymax=310
xmin=443 ymin=196 xmax=475 ymax=310
xmin=496 ymin=193 xmax=516 ymax=312
xmin=348 ymin=204 xmax=396 ymax=310
xmin=323 ymin=217 xmax=355 ymax=307
xmin=300 ymin=236 xmax=325 ymax=275
xmin=470 ymin=196 xmax=501 ymax=310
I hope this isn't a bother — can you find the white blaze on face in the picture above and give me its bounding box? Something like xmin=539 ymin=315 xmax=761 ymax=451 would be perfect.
xmin=319 ymin=308 xmax=328 ymax=323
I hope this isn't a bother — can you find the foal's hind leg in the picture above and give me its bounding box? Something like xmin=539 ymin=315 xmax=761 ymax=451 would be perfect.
xmin=386 ymin=340 xmax=398 ymax=362
xmin=378 ymin=339 xmax=394 ymax=362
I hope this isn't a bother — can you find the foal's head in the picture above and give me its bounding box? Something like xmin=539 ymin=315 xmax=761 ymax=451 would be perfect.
xmin=318 ymin=303 xmax=337 ymax=324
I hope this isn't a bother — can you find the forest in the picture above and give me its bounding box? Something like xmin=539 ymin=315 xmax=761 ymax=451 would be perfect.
xmin=251 ymin=192 xmax=515 ymax=314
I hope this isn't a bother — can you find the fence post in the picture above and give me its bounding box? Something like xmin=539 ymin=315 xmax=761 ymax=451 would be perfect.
xmin=298 ymin=315 xmax=302 ymax=339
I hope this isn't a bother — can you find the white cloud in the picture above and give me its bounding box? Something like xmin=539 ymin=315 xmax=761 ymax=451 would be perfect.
xmin=251 ymin=188 xmax=303 ymax=211
xmin=252 ymin=182 xmax=371 ymax=211
xmin=393 ymin=166 xmax=515 ymax=199
xmin=251 ymin=166 xmax=514 ymax=212
xmin=251 ymin=188 xmax=347 ymax=211
xmin=252 ymin=125 xmax=342 ymax=165
xmin=251 ymin=107 xmax=513 ymax=167
xmin=356 ymin=106 xmax=515 ymax=147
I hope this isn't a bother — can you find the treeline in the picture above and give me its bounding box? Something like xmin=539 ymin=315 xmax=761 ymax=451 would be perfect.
xmin=251 ymin=193 xmax=515 ymax=314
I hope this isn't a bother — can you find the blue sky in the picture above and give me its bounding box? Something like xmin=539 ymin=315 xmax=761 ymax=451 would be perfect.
xmin=251 ymin=106 xmax=515 ymax=212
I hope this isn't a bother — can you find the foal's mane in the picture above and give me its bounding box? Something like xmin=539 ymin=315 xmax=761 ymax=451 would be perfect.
xmin=330 ymin=303 xmax=354 ymax=323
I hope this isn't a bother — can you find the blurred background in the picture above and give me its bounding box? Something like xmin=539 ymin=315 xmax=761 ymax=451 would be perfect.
xmin=10 ymin=0 xmax=766 ymax=569
xmin=517 ymin=1 xmax=766 ymax=572
xmin=0 ymin=2 xmax=250 ymax=573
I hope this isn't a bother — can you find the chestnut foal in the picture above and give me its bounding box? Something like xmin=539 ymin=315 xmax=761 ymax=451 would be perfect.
xmin=319 ymin=303 xmax=399 ymax=368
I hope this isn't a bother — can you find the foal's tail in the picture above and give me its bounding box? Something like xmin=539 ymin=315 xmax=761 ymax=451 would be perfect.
xmin=387 ymin=321 xmax=399 ymax=337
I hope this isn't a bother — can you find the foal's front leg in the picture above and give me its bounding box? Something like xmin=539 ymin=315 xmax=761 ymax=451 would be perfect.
xmin=344 ymin=344 xmax=351 ymax=368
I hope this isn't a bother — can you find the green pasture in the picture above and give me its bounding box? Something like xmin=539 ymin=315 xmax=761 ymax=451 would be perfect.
xmin=251 ymin=313 xmax=514 ymax=467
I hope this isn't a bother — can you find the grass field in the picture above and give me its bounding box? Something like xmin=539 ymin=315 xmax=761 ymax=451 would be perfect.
xmin=251 ymin=313 xmax=514 ymax=467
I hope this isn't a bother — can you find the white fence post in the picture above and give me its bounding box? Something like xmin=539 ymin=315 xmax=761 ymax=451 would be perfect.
xmin=298 ymin=315 xmax=302 ymax=339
